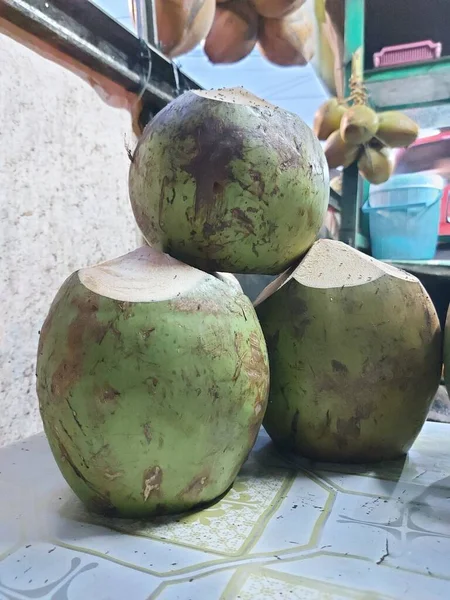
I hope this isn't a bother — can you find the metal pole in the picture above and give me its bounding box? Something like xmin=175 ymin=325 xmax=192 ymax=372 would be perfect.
xmin=339 ymin=0 xmax=365 ymax=248
xmin=143 ymin=0 xmax=158 ymax=47
xmin=132 ymin=0 xmax=158 ymax=47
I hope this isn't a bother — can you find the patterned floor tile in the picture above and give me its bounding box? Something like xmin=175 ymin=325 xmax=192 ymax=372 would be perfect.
xmin=0 ymin=543 xmax=158 ymax=600
xmin=271 ymin=554 xmax=450 ymax=600
xmin=69 ymin=462 xmax=295 ymax=558
xmin=220 ymin=564 xmax=387 ymax=600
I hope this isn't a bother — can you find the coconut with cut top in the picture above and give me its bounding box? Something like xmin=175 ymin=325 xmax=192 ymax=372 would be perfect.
xmin=129 ymin=87 xmax=329 ymax=274
xmin=255 ymin=239 xmax=442 ymax=463
xmin=36 ymin=246 xmax=269 ymax=517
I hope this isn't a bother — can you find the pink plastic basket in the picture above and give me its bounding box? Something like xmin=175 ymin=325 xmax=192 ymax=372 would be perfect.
xmin=373 ymin=40 xmax=442 ymax=68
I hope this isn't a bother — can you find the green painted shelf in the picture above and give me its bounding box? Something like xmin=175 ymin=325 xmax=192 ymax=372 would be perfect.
xmin=365 ymin=57 xmax=450 ymax=111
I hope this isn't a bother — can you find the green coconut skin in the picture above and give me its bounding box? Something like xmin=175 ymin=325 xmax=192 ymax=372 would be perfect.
xmin=36 ymin=251 xmax=269 ymax=517
xmin=444 ymin=306 xmax=450 ymax=397
xmin=256 ymin=242 xmax=442 ymax=463
xmin=129 ymin=88 xmax=329 ymax=274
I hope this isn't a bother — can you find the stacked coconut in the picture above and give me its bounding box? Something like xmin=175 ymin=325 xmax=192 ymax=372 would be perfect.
xmin=37 ymin=87 xmax=442 ymax=519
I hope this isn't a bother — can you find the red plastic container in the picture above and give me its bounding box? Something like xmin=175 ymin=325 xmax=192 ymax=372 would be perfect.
xmin=373 ymin=40 xmax=442 ymax=68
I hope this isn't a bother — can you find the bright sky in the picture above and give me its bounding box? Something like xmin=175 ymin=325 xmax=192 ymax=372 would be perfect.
xmin=93 ymin=0 xmax=328 ymax=127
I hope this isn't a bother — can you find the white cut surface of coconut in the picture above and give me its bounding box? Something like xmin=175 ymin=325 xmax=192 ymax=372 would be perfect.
xmin=215 ymin=272 xmax=243 ymax=292
xmin=254 ymin=240 xmax=416 ymax=305
xmin=294 ymin=240 xmax=416 ymax=289
xmin=194 ymin=87 xmax=275 ymax=109
xmin=78 ymin=246 xmax=208 ymax=303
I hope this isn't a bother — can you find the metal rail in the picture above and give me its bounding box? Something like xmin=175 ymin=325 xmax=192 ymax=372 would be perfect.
xmin=339 ymin=0 xmax=365 ymax=248
xmin=0 ymin=0 xmax=200 ymax=115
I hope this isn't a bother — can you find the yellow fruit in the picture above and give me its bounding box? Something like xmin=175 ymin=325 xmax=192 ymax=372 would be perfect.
xmin=358 ymin=146 xmax=393 ymax=185
xmin=340 ymin=105 xmax=379 ymax=145
xmin=376 ymin=111 xmax=419 ymax=148
xmin=313 ymin=98 xmax=346 ymax=141
xmin=324 ymin=130 xmax=360 ymax=169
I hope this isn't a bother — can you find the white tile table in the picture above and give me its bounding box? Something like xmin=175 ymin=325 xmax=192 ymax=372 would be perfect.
xmin=1 ymin=422 xmax=449 ymax=599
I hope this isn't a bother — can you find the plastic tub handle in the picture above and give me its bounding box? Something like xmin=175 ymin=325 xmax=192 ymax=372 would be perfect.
xmin=362 ymin=189 xmax=442 ymax=213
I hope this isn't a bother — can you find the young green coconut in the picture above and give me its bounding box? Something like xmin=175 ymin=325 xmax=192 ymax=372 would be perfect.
xmin=339 ymin=74 xmax=379 ymax=146
xmin=255 ymin=239 xmax=442 ymax=463
xmin=129 ymin=86 xmax=329 ymax=275
xmin=313 ymin=97 xmax=347 ymax=141
xmin=324 ymin=129 xmax=361 ymax=169
xmin=444 ymin=306 xmax=450 ymax=399
xmin=340 ymin=104 xmax=379 ymax=145
xmin=375 ymin=111 xmax=419 ymax=148
xmin=358 ymin=145 xmax=393 ymax=184
xmin=37 ymin=247 xmax=269 ymax=517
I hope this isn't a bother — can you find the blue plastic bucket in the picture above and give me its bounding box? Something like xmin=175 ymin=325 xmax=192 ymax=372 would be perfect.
xmin=362 ymin=173 xmax=444 ymax=260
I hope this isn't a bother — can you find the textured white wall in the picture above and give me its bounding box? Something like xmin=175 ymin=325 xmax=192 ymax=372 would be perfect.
xmin=0 ymin=30 xmax=140 ymax=447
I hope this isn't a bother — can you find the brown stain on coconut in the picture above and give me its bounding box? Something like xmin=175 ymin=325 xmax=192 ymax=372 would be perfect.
xmin=87 ymin=493 xmax=117 ymax=516
xmin=232 ymin=329 xmax=268 ymax=397
xmin=184 ymin=116 xmax=245 ymax=221
xmin=172 ymin=293 xmax=223 ymax=316
xmin=142 ymin=465 xmax=163 ymax=501
xmin=336 ymin=416 xmax=361 ymax=440
xmin=289 ymin=297 xmax=311 ymax=339
xmin=38 ymin=309 xmax=55 ymax=358
xmin=291 ymin=409 xmax=300 ymax=445
xmin=117 ymin=301 xmax=133 ymax=319
xmin=331 ymin=360 xmax=348 ymax=374
xmin=243 ymin=331 xmax=268 ymax=386
xmin=104 ymin=469 xmax=125 ymax=481
xmin=98 ymin=385 xmax=121 ymax=404
xmin=333 ymin=403 xmax=376 ymax=450
xmin=248 ymin=400 xmax=265 ymax=447
xmin=143 ymin=423 xmax=152 ymax=443
xmin=316 ymin=346 xmax=417 ymax=451
xmin=231 ymin=207 xmax=256 ymax=235
xmin=50 ymin=295 xmax=111 ymax=400
xmin=56 ymin=436 xmax=116 ymax=515
xmin=181 ymin=469 xmax=210 ymax=499
xmin=37 ymin=284 xmax=73 ymax=357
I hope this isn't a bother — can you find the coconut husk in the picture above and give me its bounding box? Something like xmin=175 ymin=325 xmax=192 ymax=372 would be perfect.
xmin=376 ymin=111 xmax=419 ymax=148
xmin=258 ymin=7 xmax=315 ymax=66
xmin=313 ymin=97 xmax=346 ymax=141
xmin=324 ymin=129 xmax=360 ymax=169
xmin=340 ymin=104 xmax=379 ymax=145
xmin=129 ymin=86 xmax=329 ymax=274
xmin=255 ymin=239 xmax=442 ymax=462
xmin=204 ymin=0 xmax=259 ymax=63
xmin=155 ymin=0 xmax=216 ymax=58
xmin=37 ymin=246 xmax=269 ymax=517
xmin=358 ymin=146 xmax=393 ymax=184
